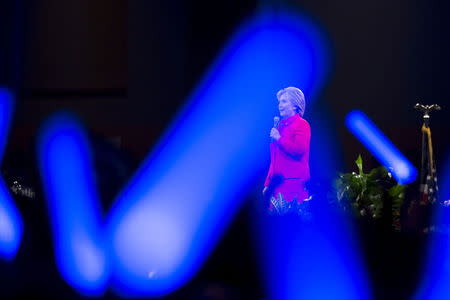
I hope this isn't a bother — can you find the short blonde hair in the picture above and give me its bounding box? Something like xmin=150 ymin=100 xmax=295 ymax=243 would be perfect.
xmin=276 ymin=87 xmax=306 ymax=117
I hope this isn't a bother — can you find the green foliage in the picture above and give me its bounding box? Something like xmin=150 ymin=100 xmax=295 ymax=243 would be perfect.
xmin=333 ymin=155 xmax=407 ymax=230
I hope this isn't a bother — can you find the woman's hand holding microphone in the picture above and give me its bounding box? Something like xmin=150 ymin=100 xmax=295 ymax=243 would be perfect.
xmin=270 ymin=128 xmax=281 ymax=141
xmin=270 ymin=116 xmax=281 ymax=141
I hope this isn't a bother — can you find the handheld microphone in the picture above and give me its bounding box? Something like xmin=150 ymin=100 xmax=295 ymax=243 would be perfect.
xmin=273 ymin=116 xmax=280 ymax=128
xmin=271 ymin=116 xmax=280 ymax=143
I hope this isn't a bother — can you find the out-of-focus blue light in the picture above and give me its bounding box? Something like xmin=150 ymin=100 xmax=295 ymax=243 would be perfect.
xmin=36 ymin=9 xmax=344 ymax=298
xmin=38 ymin=114 xmax=109 ymax=296
xmin=106 ymin=10 xmax=331 ymax=297
xmin=413 ymin=155 xmax=450 ymax=300
xmin=346 ymin=110 xmax=417 ymax=184
xmin=249 ymin=12 xmax=371 ymax=300
xmin=258 ymin=211 xmax=371 ymax=300
xmin=0 ymin=88 xmax=23 ymax=261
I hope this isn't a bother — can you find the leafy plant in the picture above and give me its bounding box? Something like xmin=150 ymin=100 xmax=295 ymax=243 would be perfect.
xmin=333 ymin=155 xmax=407 ymax=230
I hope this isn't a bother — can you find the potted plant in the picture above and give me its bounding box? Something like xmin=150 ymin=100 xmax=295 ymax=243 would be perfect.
xmin=332 ymin=155 xmax=407 ymax=231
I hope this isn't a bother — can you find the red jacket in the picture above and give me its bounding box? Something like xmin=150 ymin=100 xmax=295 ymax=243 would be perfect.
xmin=264 ymin=113 xmax=310 ymax=187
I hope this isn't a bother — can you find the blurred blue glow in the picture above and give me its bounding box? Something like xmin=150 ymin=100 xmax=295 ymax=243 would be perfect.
xmin=413 ymin=155 xmax=450 ymax=300
xmin=346 ymin=110 xmax=417 ymax=184
xmin=38 ymin=114 xmax=109 ymax=296
xmin=250 ymin=13 xmax=371 ymax=300
xmin=36 ymin=9 xmax=343 ymax=298
xmin=258 ymin=211 xmax=371 ymax=300
xmin=0 ymin=88 xmax=23 ymax=261
xmin=441 ymin=156 xmax=450 ymax=204
xmin=107 ymin=10 xmax=331 ymax=297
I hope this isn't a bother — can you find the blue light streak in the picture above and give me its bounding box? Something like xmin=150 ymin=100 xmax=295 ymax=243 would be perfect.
xmin=0 ymin=88 xmax=23 ymax=261
xmin=346 ymin=110 xmax=417 ymax=184
xmin=252 ymin=14 xmax=371 ymax=300
xmin=106 ymin=10 xmax=331 ymax=297
xmin=38 ymin=114 xmax=109 ymax=296
xmin=36 ymin=9 xmax=368 ymax=299
xmin=258 ymin=211 xmax=371 ymax=300
xmin=413 ymin=155 xmax=450 ymax=300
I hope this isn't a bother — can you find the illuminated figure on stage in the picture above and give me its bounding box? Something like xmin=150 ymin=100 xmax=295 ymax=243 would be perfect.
xmin=263 ymin=87 xmax=311 ymax=214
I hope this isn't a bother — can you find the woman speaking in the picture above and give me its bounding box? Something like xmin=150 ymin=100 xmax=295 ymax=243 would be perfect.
xmin=263 ymin=87 xmax=311 ymax=214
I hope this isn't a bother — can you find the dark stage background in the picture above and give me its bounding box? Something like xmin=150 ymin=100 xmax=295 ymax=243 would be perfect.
xmin=0 ymin=0 xmax=449 ymax=299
